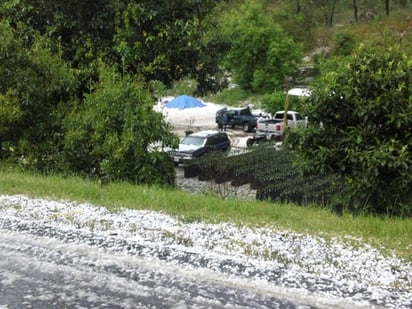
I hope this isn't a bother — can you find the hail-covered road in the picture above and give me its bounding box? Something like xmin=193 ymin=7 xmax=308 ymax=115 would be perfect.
xmin=0 ymin=195 xmax=411 ymax=308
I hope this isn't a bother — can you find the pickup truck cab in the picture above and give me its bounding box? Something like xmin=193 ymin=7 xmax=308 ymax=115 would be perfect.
xmin=216 ymin=107 xmax=258 ymax=132
xmin=254 ymin=110 xmax=307 ymax=141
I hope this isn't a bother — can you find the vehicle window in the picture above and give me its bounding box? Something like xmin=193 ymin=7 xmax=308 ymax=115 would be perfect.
xmin=274 ymin=113 xmax=283 ymax=119
xmin=287 ymin=114 xmax=293 ymax=121
xmin=181 ymin=136 xmax=206 ymax=146
xmin=240 ymin=109 xmax=252 ymax=116
xmin=205 ymin=136 xmax=214 ymax=146
xmin=295 ymin=113 xmax=303 ymax=121
xmin=216 ymin=135 xmax=227 ymax=144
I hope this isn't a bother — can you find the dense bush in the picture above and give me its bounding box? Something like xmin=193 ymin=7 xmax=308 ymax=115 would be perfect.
xmin=289 ymin=44 xmax=412 ymax=216
xmin=260 ymin=91 xmax=286 ymax=116
xmin=0 ymin=21 xmax=78 ymax=169
xmin=62 ymin=63 xmax=178 ymax=186
xmin=332 ymin=31 xmax=358 ymax=56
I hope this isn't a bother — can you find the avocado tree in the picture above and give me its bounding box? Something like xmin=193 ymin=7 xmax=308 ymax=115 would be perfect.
xmin=289 ymin=44 xmax=412 ymax=216
xmin=0 ymin=21 xmax=78 ymax=169
xmin=63 ymin=63 xmax=178 ymax=186
xmin=1 ymin=0 xmax=223 ymax=92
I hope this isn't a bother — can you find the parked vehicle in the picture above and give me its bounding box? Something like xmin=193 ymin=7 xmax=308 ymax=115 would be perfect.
xmin=170 ymin=130 xmax=231 ymax=166
xmin=216 ymin=107 xmax=259 ymax=132
xmin=247 ymin=110 xmax=307 ymax=146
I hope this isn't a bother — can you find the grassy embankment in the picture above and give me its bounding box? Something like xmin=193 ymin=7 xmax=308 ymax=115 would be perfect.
xmin=1 ymin=167 xmax=411 ymax=261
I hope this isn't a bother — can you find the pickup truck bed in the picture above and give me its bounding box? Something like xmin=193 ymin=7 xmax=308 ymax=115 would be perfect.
xmin=249 ymin=110 xmax=306 ymax=144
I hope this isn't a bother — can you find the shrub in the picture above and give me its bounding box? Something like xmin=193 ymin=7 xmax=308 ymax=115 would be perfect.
xmin=63 ymin=62 xmax=178 ymax=186
xmin=289 ymin=44 xmax=412 ymax=216
xmin=332 ymin=31 xmax=358 ymax=56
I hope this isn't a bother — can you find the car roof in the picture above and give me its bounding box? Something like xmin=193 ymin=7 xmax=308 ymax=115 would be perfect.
xmin=189 ymin=130 xmax=225 ymax=138
xmin=276 ymin=110 xmax=298 ymax=113
xmin=228 ymin=107 xmax=248 ymax=111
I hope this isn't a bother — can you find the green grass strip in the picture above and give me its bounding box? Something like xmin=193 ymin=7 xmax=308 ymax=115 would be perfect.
xmin=0 ymin=167 xmax=411 ymax=261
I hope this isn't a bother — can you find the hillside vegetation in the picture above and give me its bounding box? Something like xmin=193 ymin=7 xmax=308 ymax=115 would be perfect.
xmin=0 ymin=0 xmax=411 ymax=216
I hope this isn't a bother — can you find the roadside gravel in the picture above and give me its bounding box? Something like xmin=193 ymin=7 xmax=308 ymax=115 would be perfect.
xmin=0 ymin=194 xmax=411 ymax=308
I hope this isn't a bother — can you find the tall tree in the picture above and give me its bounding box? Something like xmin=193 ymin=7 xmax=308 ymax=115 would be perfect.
xmin=353 ymin=0 xmax=358 ymax=22
xmin=221 ymin=0 xmax=302 ymax=92
xmin=0 ymin=21 xmax=78 ymax=168
xmin=1 ymin=0 xmax=223 ymax=90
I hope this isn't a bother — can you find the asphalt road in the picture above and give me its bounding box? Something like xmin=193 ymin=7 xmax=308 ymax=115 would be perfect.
xmin=2 ymin=195 xmax=409 ymax=309
xmin=0 ymin=220 xmax=317 ymax=309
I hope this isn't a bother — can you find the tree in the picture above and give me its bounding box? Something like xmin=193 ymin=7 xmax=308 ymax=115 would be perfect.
xmin=0 ymin=21 xmax=78 ymax=168
xmin=277 ymin=0 xmax=338 ymax=26
xmin=289 ymin=45 xmax=412 ymax=216
xmin=221 ymin=0 xmax=302 ymax=93
xmin=62 ymin=62 xmax=178 ymax=186
xmin=353 ymin=0 xmax=358 ymax=22
xmin=1 ymin=0 xmax=223 ymax=92
xmin=0 ymin=0 xmax=116 ymax=67
xmin=113 ymin=0 xmax=222 ymax=89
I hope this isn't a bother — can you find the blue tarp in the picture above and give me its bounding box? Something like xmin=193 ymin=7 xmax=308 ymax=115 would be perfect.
xmin=165 ymin=95 xmax=206 ymax=109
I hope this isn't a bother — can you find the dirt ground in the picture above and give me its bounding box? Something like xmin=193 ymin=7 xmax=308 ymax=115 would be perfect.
xmin=156 ymin=98 xmax=254 ymax=148
xmin=156 ymin=99 xmax=256 ymax=149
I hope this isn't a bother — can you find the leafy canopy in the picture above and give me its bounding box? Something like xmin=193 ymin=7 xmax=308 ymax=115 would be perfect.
xmin=290 ymin=44 xmax=412 ymax=216
xmin=63 ymin=62 xmax=178 ymax=185
xmin=0 ymin=21 xmax=78 ymax=167
xmin=221 ymin=0 xmax=302 ymax=93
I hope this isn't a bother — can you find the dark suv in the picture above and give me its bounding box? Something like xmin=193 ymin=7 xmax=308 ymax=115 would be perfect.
xmin=170 ymin=130 xmax=231 ymax=166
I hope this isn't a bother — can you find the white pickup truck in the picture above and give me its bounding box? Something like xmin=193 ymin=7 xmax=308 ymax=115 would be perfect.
xmin=247 ymin=111 xmax=306 ymax=146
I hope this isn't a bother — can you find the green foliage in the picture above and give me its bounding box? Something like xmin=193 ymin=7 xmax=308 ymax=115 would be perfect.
xmin=289 ymin=44 xmax=412 ymax=216
xmin=2 ymin=166 xmax=412 ymax=260
xmin=0 ymin=21 xmax=78 ymax=169
xmin=149 ymin=80 xmax=168 ymax=101
xmin=1 ymin=0 xmax=223 ymax=94
xmin=62 ymin=62 xmax=178 ymax=186
xmin=206 ymin=88 xmax=259 ymax=107
xmin=332 ymin=31 xmax=358 ymax=56
xmin=268 ymin=0 xmax=328 ymax=51
xmin=169 ymin=78 xmax=199 ymax=97
xmin=220 ymin=0 xmax=302 ymax=93
xmin=150 ymin=78 xmax=200 ymax=101
xmin=260 ymin=90 xmax=287 ymax=115
xmin=0 ymin=90 xmax=22 ymax=135
xmin=112 ymin=0 xmax=222 ymax=88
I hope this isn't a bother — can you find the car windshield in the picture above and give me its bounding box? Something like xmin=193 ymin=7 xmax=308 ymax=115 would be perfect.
xmin=181 ymin=136 xmax=206 ymax=147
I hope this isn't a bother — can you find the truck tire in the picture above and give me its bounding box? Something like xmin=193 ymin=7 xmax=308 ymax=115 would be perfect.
xmin=243 ymin=122 xmax=250 ymax=132
xmin=246 ymin=138 xmax=254 ymax=147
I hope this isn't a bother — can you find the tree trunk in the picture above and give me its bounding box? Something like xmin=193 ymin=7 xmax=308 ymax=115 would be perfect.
xmin=385 ymin=0 xmax=390 ymax=16
xmin=353 ymin=0 xmax=358 ymax=22
xmin=329 ymin=0 xmax=337 ymax=27
xmin=295 ymin=0 xmax=301 ymax=14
